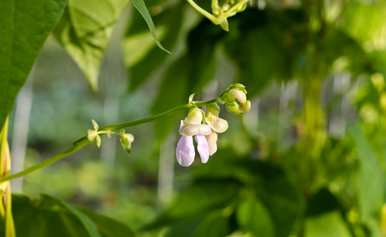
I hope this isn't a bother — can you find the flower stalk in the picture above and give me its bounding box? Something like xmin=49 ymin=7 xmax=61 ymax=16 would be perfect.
xmin=0 ymin=99 xmax=217 ymax=184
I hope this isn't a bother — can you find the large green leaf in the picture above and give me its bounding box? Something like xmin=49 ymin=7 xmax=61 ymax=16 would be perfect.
xmin=237 ymin=196 xmax=275 ymax=237
xmin=340 ymin=1 xmax=386 ymax=76
xmin=54 ymin=0 xmax=129 ymax=90
xmin=350 ymin=125 xmax=384 ymax=222
xmin=0 ymin=0 xmax=66 ymax=128
xmin=0 ymin=194 xmax=134 ymax=237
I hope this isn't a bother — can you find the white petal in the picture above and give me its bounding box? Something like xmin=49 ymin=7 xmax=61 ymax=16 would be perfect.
xmin=180 ymin=123 xmax=201 ymax=136
xmin=176 ymin=136 xmax=195 ymax=167
xmin=207 ymin=117 xmax=228 ymax=134
xmin=206 ymin=133 xmax=218 ymax=156
xmin=198 ymin=124 xmax=212 ymax=136
xmin=195 ymin=135 xmax=210 ymax=164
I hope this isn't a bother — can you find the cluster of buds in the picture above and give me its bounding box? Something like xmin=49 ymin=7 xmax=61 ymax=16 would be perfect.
xmin=87 ymin=120 xmax=135 ymax=153
xmin=220 ymin=83 xmax=251 ymax=114
xmin=211 ymin=0 xmax=248 ymax=31
xmin=176 ymin=84 xmax=250 ymax=167
xmin=187 ymin=0 xmax=248 ymax=31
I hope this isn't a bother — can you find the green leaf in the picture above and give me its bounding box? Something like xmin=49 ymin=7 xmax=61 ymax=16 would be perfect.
xmin=350 ymin=124 xmax=384 ymax=222
xmin=237 ymin=196 xmax=275 ymax=237
xmin=0 ymin=0 xmax=66 ymax=128
xmin=305 ymin=212 xmax=351 ymax=237
xmin=144 ymin=179 xmax=239 ymax=231
xmin=340 ymin=2 xmax=386 ymax=52
xmin=192 ymin=211 xmax=230 ymax=237
xmin=0 ymin=194 xmax=134 ymax=237
xmin=123 ymin=3 xmax=185 ymax=90
xmin=54 ymin=0 xmax=129 ymax=90
xmin=42 ymin=195 xmax=101 ymax=237
xmin=131 ymin=0 xmax=170 ymax=54
xmin=80 ymin=208 xmax=135 ymax=237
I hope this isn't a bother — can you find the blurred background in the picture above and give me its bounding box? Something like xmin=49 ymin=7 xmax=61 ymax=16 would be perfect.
xmin=7 ymin=0 xmax=386 ymax=236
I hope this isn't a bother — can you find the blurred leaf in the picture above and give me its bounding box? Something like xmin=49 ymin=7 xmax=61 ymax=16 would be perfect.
xmin=0 ymin=0 xmax=66 ymax=127
xmin=131 ymin=0 xmax=170 ymax=54
xmin=305 ymin=211 xmax=351 ymax=237
xmin=185 ymin=20 xmax=224 ymax=92
xmin=123 ymin=3 xmax=185 ymax=90
xmin=224 ymin=9 xmax=305 ymax=96
xmin=42 ymin=195 xmax=102 ymax=237
xmin=192 ymin=211 xmax=230 ymax=237
xmin=340 ymin=2 xmax=386 ymax=52
xmin=54 ymin=0 xmax=129 ymax=89
xmin=340 ymin=1 xmax=386 ymax=76
xmin=237 ymin=196 xmax=274 ymax=237
xmin=152 ymin=56 xmax=190 ymax=141
xmin=350 ymin=124 xmax=384 ymax=222
xmin=80 ymin=208 xmax=135 ymax=237
xmin=144 ymin=178 xmax=239 ymax=230
xmin=306 ymin=188 xmax=341 ymax=217
xmin=0 ymin=195 xmax=134 ymax=237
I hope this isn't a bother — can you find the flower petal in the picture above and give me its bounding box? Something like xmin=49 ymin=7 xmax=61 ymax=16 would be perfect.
xmin=198 ymin=124 xmax=212 ymax=136
xmin=206 ymin=132 xmax=218 ymax=156
xmin=195 ymin=135 xmax=209 ymax=164
xmin=176 ymin=136 xmax=195 ymax=167
xmin=180 ymin=123 xmax=201 ymax=136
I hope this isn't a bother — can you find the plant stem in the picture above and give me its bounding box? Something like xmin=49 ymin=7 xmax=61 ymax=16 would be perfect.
xmin=186 ymin=0 xmax=219 ymax=24
xmin=0 ymin=99 xmax=217 ymax=183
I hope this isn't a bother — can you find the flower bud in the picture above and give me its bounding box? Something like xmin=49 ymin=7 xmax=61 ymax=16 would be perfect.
xmin=87 ymin=120 xmax=101 ymax=148
xmin=240 ymin=100 xmax=251 ymax=113
xmin=229 ymin=88 xmax=247 ymax=104
xmin=207 ymin=103 xmax=220 ymax=116
xmin=87 ymin=130 xmax=98 ymax=142
xmin=185 ymin=107 xmax=203 ymax=125
xmin=120 ymin=131 xmax=135 ymax=153
xmin=225 ymin=101 xmax=241 ymax=114
xmin=205 ymin=113 xmax=229 ymax=133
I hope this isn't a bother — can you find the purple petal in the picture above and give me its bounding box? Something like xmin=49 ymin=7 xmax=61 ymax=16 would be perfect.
xmin=195 ymin=135 xmax=209 ymax=164
xmin=176 ymin=136 xmax=195 ymax=167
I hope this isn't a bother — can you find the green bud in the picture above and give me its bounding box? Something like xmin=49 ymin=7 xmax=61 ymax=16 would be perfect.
xmin=207 ymin=103 xmax=220 ymax=116
xmin=185 ymin=107 xmax=203 ymax=125
xmin=225 ymin=101 xmax=241 ymax=114
xmin=240 ymin=100 xmax=251 ymax=113
xmin=120 ymin=130 xmax=135 ymax=153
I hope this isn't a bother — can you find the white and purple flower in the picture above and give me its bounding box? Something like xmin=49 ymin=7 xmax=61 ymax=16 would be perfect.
xmin=176 ymin=107 xmax=228 ymax=167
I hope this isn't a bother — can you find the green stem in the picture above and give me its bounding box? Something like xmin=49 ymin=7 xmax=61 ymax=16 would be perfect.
xmin=186 ymin=0 xmax=219 ymax=24
xmin=0 ymin=99 xmax=217 ymax=183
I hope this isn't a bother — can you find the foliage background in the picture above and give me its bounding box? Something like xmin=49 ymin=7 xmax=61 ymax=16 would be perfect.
xmin=2 ymin=0 xmax=386 ymax=236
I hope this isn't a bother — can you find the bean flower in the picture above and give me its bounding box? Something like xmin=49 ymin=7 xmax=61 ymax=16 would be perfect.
xmin=176 ymin=84 xmax=250 ymax=167
xmin=176 ymin=107 xmax=212 ymax=167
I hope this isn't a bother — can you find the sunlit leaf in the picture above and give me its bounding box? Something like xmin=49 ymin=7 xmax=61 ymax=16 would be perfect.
xmin=54 ymin=0 xmax=129 ymax=90
xmin=0 ymin=0 xmax=66 ymax=127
